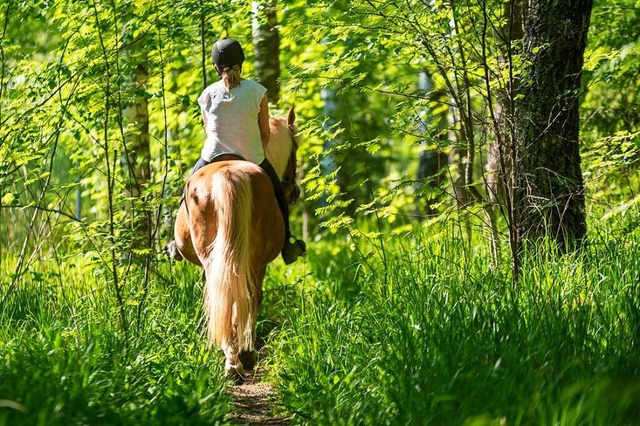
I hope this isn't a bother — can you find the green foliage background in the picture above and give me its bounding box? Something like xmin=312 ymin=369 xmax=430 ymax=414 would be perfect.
xmin=1 ymin=0 xmax=639 ymax=424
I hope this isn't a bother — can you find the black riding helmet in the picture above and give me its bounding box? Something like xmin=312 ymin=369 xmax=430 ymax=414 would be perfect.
xmin=211 ymin=38 xmax=245 ymax=69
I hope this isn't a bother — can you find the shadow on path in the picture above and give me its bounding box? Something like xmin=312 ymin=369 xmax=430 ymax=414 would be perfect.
xmin=229 ymin=365 xmax=288 ymax=425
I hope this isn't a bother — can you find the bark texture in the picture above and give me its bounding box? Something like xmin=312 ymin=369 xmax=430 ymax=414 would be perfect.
xmin=514 ymin=0 xmax=593 ymax=250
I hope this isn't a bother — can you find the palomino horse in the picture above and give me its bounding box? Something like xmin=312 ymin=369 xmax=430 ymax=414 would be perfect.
xmin=170 ymin=108 xmax=300 ymax=376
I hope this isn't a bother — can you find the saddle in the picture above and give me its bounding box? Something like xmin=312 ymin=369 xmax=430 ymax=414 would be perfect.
xmin=205 ymin=154 xmax=245 ymax=164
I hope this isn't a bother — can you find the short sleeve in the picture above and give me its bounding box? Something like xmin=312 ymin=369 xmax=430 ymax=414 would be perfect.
xmin=197 ymin=89 xmax=210 ymax=110
xmin=253 ymin=82 xmax=267 ymax=110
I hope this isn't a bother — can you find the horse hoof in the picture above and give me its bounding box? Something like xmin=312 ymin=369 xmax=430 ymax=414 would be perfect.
xmin=238 ymin=350 xmax=257 ymax=371
xmin=225 ymin=358 xmax=245 ymax=373
xmin=225 ymin=363 xmax=246 ymax=383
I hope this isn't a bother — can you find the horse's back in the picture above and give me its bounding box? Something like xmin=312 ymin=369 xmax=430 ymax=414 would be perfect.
xmin=174 ymin=160 xmax=284 ymax=268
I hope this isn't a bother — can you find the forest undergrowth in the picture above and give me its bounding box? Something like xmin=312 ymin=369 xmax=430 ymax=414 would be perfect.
xmin=265 ymin=207 xmax=640 ymax=425
xmin=1 ymin=206 xmax=639 ymax=425
xmin=0 ymin=260 xmax=231 ymax=425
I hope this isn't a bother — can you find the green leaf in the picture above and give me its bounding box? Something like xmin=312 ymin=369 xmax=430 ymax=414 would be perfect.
xmin=1 ymin=193 xmax=15 ymax=205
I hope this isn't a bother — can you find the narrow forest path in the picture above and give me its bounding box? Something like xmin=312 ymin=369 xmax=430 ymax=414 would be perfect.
xmin=229 ymin=365 xmax=287 ymax=425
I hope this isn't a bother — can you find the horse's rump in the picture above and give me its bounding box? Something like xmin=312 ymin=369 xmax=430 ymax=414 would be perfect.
xmin=181 ymin=161 xmax=284 ymax=370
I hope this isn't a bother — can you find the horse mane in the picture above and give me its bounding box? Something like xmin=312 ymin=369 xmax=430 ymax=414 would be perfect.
xmin=265 ymin=116 xmax=297 ymax=178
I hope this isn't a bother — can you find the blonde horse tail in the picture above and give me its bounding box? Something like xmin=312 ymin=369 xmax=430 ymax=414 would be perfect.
xmin=203 ymin=168 xmax=254 ymax=361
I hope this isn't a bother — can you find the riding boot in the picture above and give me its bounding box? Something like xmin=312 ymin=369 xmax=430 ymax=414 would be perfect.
xmin=259 ymin=159 xmax=306 ymax=265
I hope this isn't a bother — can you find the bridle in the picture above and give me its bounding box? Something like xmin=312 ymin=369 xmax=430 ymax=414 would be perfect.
xmin=282 ymin=124 xmax=301 ymax=205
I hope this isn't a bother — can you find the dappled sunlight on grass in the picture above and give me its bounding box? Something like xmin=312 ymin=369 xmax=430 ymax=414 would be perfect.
xmin=0 ymin=258 xmax=232 ymax=425
xmin=266 ymin=213 xmax=640 ymax=425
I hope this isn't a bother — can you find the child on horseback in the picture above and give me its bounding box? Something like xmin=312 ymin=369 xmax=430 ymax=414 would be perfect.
xmin=191 ymin=37 xmax=306 ymax=265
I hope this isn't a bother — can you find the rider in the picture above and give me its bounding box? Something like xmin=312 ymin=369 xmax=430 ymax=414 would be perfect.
xmin=191 ymin=37 xmax=306 ymax=265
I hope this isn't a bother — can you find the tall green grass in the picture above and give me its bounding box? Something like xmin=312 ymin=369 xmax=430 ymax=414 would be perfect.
xmin=0 ymin=258 xmax=232 ymax=425
xmin=267 ymin=213 xmax=640 ymax=425
xmin=2 ymin=208 xmax=639 ymax=425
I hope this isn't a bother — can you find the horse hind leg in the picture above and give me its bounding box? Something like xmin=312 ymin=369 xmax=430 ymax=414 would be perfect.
xmin=223 ymin=344 xmax=245 ymax=379
xmin=237 ymin=266 xmax=267 ymax=372
xmin=221 ymin=304 xmax=248 ymax=379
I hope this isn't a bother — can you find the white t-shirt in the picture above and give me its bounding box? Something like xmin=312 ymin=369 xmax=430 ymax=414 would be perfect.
xmin=197 ymin=79 xmax=267 ymax=164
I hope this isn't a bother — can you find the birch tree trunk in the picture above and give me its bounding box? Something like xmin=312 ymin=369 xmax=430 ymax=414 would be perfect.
xmin=252 ymin=0 xmax=280 ymax=104
xmin=124 ymin=60 xmax=151 ymax=245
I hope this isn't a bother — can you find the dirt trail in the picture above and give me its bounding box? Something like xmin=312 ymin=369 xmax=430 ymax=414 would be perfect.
xmin=229 ymin=366 xmax=287 ymax=425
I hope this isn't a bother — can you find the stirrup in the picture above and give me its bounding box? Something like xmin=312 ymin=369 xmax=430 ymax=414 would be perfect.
xmin=282 ymin=238 xmax=306 ymax=265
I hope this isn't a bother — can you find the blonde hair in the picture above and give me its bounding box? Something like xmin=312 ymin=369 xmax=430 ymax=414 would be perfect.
xmin=221 ymin=65 xmax=242 ymax=91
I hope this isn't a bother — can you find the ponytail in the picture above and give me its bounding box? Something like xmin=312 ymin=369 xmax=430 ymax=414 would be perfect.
xmin=221 ymin=65 xmax=242 ymax=91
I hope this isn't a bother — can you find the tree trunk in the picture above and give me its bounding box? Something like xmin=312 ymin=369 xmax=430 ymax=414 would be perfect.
xmin=252 ymin=0 xmax=280 ymax=104
xmin=513 ymin=0 xmax=593 ymax=251
xmin=486 ymin=0 xmax=524 ymax=269
xmin=124 ymin=61 xmax=151 ymax=245
xmin=487 ymin=0 xmax=524 ymax=207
